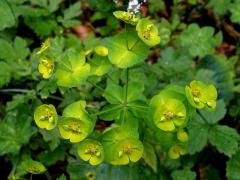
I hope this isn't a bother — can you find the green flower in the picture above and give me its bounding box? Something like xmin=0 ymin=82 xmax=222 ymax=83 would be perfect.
xmin=113 ymin=11 xmax=139 ymax=25
xmin=94 ymin=46 xmax=108 ymax=56
xmin=185 ymin=80 xmax=217 ymax=109
xmin=150 ymin=97 xmax=186 ymax=131
xmin=55 ymin=50 xmax=91 ymax=87
xmin=58 ymin=101 xmax=94 ymax=143
xmin=34 ymin=104 xmax=58 ymax=130
xmin=77 ymin=139 xmax=104 ymax=165
xmin=168 ymin=145 xmax=186 ymax=159
xmin=38 ymin=58 xmax=54 ymax=79
xmin=111 ymin=138 xmax=143 ymax=165
xmin=22 ymin=159 xmax=46 ymax=174
xmin=136 ymin=18 xmax=160 ymax=47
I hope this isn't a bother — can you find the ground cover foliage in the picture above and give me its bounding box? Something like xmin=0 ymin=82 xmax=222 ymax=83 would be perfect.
xmin=1 ymin=0 xmax=240 ymax=179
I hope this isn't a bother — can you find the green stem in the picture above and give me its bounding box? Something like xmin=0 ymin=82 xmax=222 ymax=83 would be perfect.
xmin=30 ymin=174 xmax=33 ymax=180
xmin=128 ymin=104 xmax=150 ymax=109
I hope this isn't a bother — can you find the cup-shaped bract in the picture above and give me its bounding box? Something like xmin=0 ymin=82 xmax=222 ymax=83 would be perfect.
xmin=94 ymin=46 xmax=108 ymax=56
xmin=34 ymin=104 xmax=58 ymax=130
xmin=22 ymin=160 xmax=46 ymax=174
xmin=168 ymin=145 xmax=187 ymax=159
xmin=55 ymin=50 xmax=91 ymax=87
xmin=185 ymin=80 xmax=217 ymax=109
xmin=113 ymin=11 xmax=139 ymax=25
xmin=77 ymin=139 xmax=104 ymax=165
xmin=150 ymin=97 xmax=186 ymax=131
xmin=38 ymin=58 xmax=54 ymax=79
xmin=110 ymin=138 xmax=144 ymax=165
xmin=136 ymin=18 xmax=160 ymax=47
xmin=58 ymin=101 xmax=94 ymax=143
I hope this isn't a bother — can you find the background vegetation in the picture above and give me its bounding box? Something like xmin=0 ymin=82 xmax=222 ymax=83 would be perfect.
xmin=0 ymin=0 xmax=240 ymax=179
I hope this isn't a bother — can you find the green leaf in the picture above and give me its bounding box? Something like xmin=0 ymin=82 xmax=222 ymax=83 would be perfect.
xmin=229 ymin=0 xmax=240 ymax=24
xmin=99 ymin=104 xmax=122 ymax=121
xmin=0 ymin=61 xmax=11 ymax=87
xmin=59 ymin=2 xmax=82 ymax=28
xmin=199 ymin=55 xmax=234 ymax=105
xmin=207 ymin=0 xmax=232 ymax=16
xmin=187 ymin=114 xmax=209 ymax=154
xmin=171 ymin=167 xmax=196 ymax=180
xmin=104 ymin=81 xmax=124 ymax=104
xmin=208 ymin=125 xmax=239 ymax=157
xmin=0 ymin=0 xmax=16 ymax=30
xmin=142 ymin=142 xmax=157 ymax=173
xmin=89 ymin=55 xmax=112 ymax=76
xmin=107 ymin=29 xmax=149 ymax=68
xmin=176 ymin=24 xmax=221 ymax=57
xmin=0 ymin=114 xmax=37 ymax=155
xmin=226 ymin=149 xmax=240 ymax=180
xmin=198 ymin=100 xmax=226 ymax=124
xmin=55 ymin=50 xmax=91 ymax=87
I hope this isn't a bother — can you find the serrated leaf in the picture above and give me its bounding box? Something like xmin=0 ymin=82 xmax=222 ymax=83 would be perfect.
xmin=226 ymin=149 xmax=240 ymax=180
xmin=208 ymin=125 xmax=239 ymax=157
xmin=0 ymin=61 xmax=11 ymax=87
xmin=187 ymin=114 xmax=209 ymax=154
xmin=0 ymin=114 xmax=37 ymax=155
xmin=198 ymin=100 xmax=226 ymax=124
xmin=176 ymin=24 xmax=220 ymax=58
xmin=171 ymin=167 xmax=196 ymax=180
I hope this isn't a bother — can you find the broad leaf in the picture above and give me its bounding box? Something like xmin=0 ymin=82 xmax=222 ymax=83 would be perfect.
xmin=208 ymin=125 xmax=239 ymax=157
xmin=107 ymin=29 xmax=149 ymax=68
xmin=226 ymin=149 xmax=240 ymax=180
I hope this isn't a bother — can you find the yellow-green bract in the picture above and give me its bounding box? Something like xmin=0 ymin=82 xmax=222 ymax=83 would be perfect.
xmin=113 ymin=11 xmax=139 ymax=25
xmin=185 ymin=80 xmax=217 ymax=109
xmin=101 ymin=127 xmax=143 ymax=165
xmin=77 ymin=139 xmax=104 ymax=165
xmin=58 ymin=101 xmax=94 ymax=143
xmin=150 ymin=97 xmax=186 ymax=131
xmin=38 ymin=58 xmax=54 ymax=79
xmin=94 ymin=46 xmax=108 ymax=56
xmin=34 ymin=104 xmax=58 ymax=130
xmin=55 ymin=50 xmax=91 ymax=87
xmin=168 ymin=145 xmax=186 ymax=159
xmin=136 ymin=18 xmax=160 ymax=47
xmin=22 ymin=159 xmax=46 ymax=174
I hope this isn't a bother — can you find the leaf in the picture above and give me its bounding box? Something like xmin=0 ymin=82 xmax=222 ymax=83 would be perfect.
xmin=171 ymin=167 xmax=196 ymax=180
xmin=107 ymin=29 xmax=149 ymax=68
xmin=103 ymin=81 xmax=124 ymax=104
xmin=199 ymin=55 xmax=234 ymax=105
xmin=187 ymin=114 xmax=209 ymax=154
xmin=229 ymin=0 xmax=240 ymax=24
xmin=226 ymin=149 xmax=240 ymax=180
xmin=176 ymin=24 xmax=221 ymax=58
xmin=89 ymin=55 xmax=112 ymax=76
xmin=99 ymin=104 xmax=122 ymax=121
xmin=0 ymin=114 xmax=37 ymax=155
xmin=142 ymin=142 xmax=157 ymax=173
xmin=199 ymin=100 xmax=226 ymax=124
xmin=37 ymin=142 xmax=70 ymax=166
xmin=0 ymin=0 xmax=16 ymax=30
xmin=0 ymin=61 xmax=11 ymax=87
xmin=39 ymin=128 xmax=60 ymax=151
xmin=55 ymin=50 xmax=91 ymax=87
xmin=59 ymin=2 xmax=82 ymax=28
xmin=208 ymin=125 xmax=239 ymax=157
